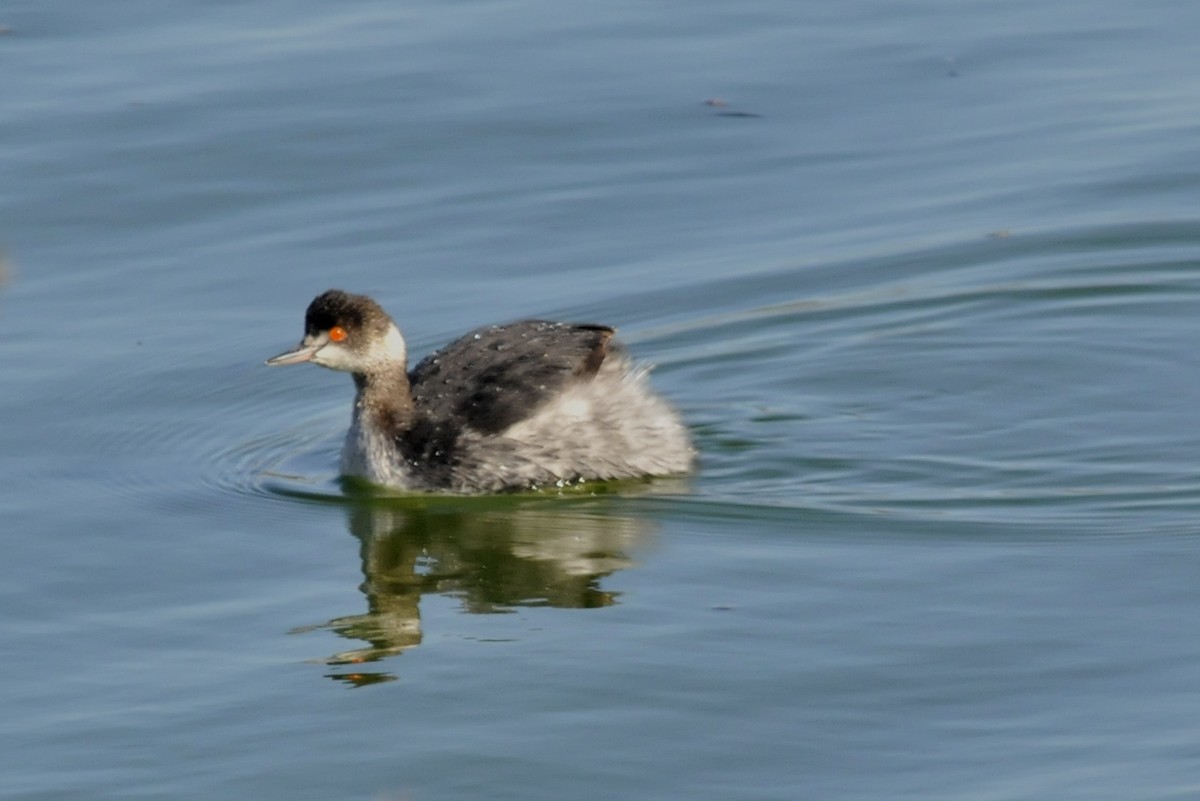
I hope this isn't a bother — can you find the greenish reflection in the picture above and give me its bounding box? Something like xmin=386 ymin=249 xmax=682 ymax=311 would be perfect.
xmin=312 ymin=497 xmax=654 ymax=685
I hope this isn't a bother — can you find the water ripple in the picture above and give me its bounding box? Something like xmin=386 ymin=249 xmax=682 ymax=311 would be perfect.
xmin=641 ymin=222 xmax=1200 ymax=536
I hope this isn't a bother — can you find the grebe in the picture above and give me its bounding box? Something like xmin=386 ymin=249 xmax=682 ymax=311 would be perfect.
xmin=267 ymin=290 xmax=694 ymax=493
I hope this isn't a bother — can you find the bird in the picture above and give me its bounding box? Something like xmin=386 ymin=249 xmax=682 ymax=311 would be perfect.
xmin=266 ymin=289 xmax=694 ymax=493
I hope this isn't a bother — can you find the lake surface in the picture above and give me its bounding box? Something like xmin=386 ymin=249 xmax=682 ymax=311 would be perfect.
xmin=4 ymin=0 xmax=1200 ymax=798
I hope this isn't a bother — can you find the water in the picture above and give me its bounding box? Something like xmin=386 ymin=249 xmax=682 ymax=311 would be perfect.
xmin=4 ymin=0 xmax=1200 ymax=798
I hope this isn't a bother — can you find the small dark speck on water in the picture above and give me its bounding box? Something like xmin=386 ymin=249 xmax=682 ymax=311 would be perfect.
xmin=703 ymin=98 xmax=763 ymax=119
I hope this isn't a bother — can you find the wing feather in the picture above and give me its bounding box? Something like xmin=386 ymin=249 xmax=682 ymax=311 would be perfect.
xmin=408 ymin=321 xmax=615 ymax=434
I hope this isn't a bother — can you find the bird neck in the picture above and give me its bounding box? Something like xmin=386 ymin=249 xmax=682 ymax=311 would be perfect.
xmin=353 ymin=365 xmax=415 ymax=436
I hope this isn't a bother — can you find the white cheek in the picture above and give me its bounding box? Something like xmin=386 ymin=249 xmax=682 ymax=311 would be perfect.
xmin=312 ymin=344 xmax=360 ymax=372
xmin=379 ymin=324 xmax=407 ymax=363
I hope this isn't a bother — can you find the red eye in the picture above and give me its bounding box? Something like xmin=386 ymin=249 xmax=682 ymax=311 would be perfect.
xmin=329 ymin=326 xmax=348 ymax=342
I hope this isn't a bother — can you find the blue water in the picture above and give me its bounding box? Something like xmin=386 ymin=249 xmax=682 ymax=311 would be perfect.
xmin=4 ymin=0 xmax=1200 ymax=799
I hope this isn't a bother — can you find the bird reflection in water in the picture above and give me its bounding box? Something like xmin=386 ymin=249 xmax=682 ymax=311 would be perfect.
xmin=295 ymin=496 xmax=657 ymax=686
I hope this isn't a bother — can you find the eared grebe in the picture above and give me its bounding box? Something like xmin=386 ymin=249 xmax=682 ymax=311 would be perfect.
xmin=267 ymin=290 xmax=694 ymax=493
